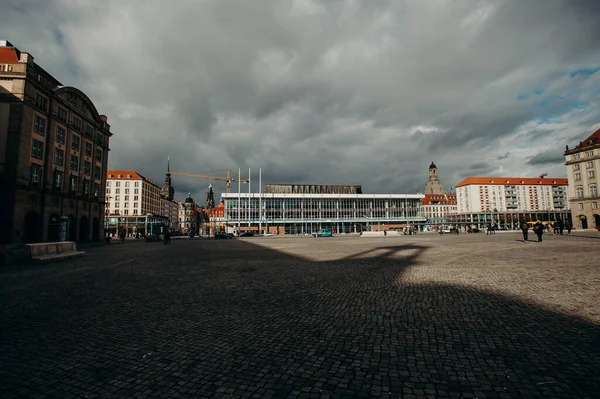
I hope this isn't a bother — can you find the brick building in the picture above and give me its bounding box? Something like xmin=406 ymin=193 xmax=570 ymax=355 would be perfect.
xmin=0 ymin=40 xmax=111 ymax=243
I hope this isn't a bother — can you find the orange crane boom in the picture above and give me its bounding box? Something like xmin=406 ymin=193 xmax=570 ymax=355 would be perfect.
xmin=170 ymin=169 xmax=249 ymax=193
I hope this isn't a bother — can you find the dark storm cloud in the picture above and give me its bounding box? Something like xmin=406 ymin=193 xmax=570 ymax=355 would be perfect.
xmin=1 ymin=0 xmax=599 ymax=200
xmin=527 ymin=150 xmax=566 ymax=166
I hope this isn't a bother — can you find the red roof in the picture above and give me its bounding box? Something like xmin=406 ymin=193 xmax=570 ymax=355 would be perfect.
xmin=107 ymin=170 xmax=145 ymax=180
xmin=456 ymin=177 xmax=568 ymax=187
xmin=0 ymin=47 xmax=19 ymax=62
xmin=422 ymin=193 xmax=456 ymax=205
xmin=574 ymin=127 xmax=600 ymax=150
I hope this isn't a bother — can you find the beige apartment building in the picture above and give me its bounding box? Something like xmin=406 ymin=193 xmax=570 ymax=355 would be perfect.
xmin=0 ymin=40 xmax=111 ymax=243
xmin=564 ymin=127 xmax=600 ymax=229
xmin=105 ymin=170 xmax=179 ymax=236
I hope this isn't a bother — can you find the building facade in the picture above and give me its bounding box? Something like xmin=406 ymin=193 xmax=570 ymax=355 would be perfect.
xmin=0 ymin=40 xmax=111 ymax=243
xmin=222 ymin=191 xmax=425 ymax=235
xmin=564 ymin=127 xmax=600 ymax=229
xmin=105 ymin=170 xmax=178 ymax=236
xmin=423 ymin=162 xmax=446 ymax=195
xmin=453 ymin=176 xmax=570 ymax=228
xmin=178 ymin=193 xmax=200 ymax=234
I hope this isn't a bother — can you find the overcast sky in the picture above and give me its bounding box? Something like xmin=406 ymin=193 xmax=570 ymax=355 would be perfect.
xmin=2 ymin=0 xmax=600 ymax=203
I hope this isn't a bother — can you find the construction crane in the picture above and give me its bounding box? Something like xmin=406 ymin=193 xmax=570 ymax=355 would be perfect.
xmin=170 ymin=169 xmax=249 ymax=193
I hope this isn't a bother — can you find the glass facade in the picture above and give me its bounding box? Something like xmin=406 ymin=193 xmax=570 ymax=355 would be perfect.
xmin=222 ymin=193 xmax=425 ymax=234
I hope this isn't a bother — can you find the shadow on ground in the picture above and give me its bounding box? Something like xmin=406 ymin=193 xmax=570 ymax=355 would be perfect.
xmin=0 ymin=239 xmax=598 ymax=398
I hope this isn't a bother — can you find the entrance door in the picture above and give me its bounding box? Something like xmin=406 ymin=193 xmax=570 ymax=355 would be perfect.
xmin=580 ymin=215 xmax=588 ymax=229
xmin=24 ymin=211 xmax=41 ymax=243
xmin=594 ymin=214 xmax=600 ymax=230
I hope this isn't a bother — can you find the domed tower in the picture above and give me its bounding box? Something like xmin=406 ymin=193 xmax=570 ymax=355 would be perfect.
xmin=424 ymin=161 xmax=446 ymax=194
xmin=206 ymin=181 xmax=215 ymax=210
xmin=161 ymin=157 xmax=175 ymax=201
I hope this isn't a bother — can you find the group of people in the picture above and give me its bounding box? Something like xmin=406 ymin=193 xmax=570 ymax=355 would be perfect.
xmin=519 ymin=219 xmax=572 ymax=243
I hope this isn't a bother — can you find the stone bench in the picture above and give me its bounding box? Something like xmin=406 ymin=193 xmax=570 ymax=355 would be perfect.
xmin=5 ymin=242 xmax=85 ymax=265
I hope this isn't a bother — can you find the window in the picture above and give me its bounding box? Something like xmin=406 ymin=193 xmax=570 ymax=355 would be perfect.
xmin=575 ymin=172 xmax=581 ymax=181
xmin=106 ymin=181 xmax=111 ymax=187
xmin=573 ymin=154 xmax=580 ymax=160
xmin=576 ymin=187 xmax=584 ymax=199
xmin=95 ymin=148 xmax=102 ymax=162
xmin=57 ymin=106 xmax=67 ymax=122
xmin=115 ymin=181 xmax=120 ymax=187
xmin=591 ymin=186 xmax=598 ymax=197
xmin=84 ymin=160 xmax=91 ymax=175
xmin=589 ymin=170 xmax=595 ymax=179
xmin=587 ymin=161 xmax=594 ymax=169
xmin=125 ymin=181 xmax=130 ymax=187
xmin=54 ymin=148 xmax=64 ymax=166
xmin=593 ymin=202 xmax=598 ymax=210
xmin=115 ymin=202 xmax=120 ymax=208
xmin=578 ymin=203 xmax=583 ymax=210
xmin=35 ymin=94 xmax=48 ymax=111
xmin=133 ymin=209 xmax=138 ymax=215
xmin=94 ymin=183 xmax=100 ymax=197
xmin=125 ymin=195 xmax=129 ymax=201
xmin=586 ymin=150 xmax=594 ymax=157
xmin=70 ymin=155 xmax=79 ymax=171
xmin=124 ymin=209 xmax=129 ymax=215
xmin=34 ymin=115 xmax=46 ymax=135
xmin=94 ymin=164 xmax=101 ymax=179
xmin=31 ymin=139 xmax=44 ymax=159
xmin=85 ymin=125 xmax=94 ymax=137
xmin=134 ymin=188 xmax=139 ymax=194
xmin=53 ymin=170 xmax=62 ymax=189
xmin=72 ymin=117 xmax=82 ymax=131
xmin=134 ymin=182 xmax=139 ymax=187
xmin=96 ymin=133 xmax=103 ymax=146
xmin=115 ymin=188 xmax=120 ymax=194
xmin=53 ymin=129 xmax=67 ymax=150
xmin=30 ymin=164 xmax=42 ymax=188
xmin=573 ymin=164 xmax=580 ymax=171
xmin=115 ymin=195 xmax=120 ymax=201
xmin=71 ymin=135 xmax=80 ymax=151
xmin=134 ymin=195 xmax=139 ymax=201
xmin=83 ymin=180 xmax=90 ymax=195
xmin=70 ymin=175 xmax=78 ymax=193
xmin=134 ymin=202 xmax=138 ymax=208
xmin=125 ymin=189 xmax=129 ymax=194
xmin=85 ymin=142 xmax=92 ymax=157
xmin=124 ymin=202 xmax=129 ymax=208
xmin=106 ymin=188 xmax=111 ymax=194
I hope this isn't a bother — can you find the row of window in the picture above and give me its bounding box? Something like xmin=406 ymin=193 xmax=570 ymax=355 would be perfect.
xmin=31 ymin=139 xmax=103 ymax=178
xmin=107 ymin=181 xmax=140 ymax=187
xmin=575 ymin=186 xmax=598 ymax=198
xmin=113 ymin=202 xmax=139 ymax=209
xmin=29 ymin=163 xmax=102 ymax=197
xmin=574 ymin=170 xmax=595 ymax=180
xmin=106 ymin=188 xmax=139 ymax=195
xmin=33 ymin=108 xmax=105 ymax=146
xmin=577 ymin=202 xmax=598 ymax=210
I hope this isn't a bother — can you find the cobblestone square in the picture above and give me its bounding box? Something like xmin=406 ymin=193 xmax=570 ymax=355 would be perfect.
xmin=1 ymin=232 xmax=599 ymax=398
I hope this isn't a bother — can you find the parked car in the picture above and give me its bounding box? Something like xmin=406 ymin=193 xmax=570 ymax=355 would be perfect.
xmin=239 ymin=232 xmax=254 ymax=237
xmin=313 ymin=229 xmax=333 ymax=237
xmin=214 ymin=232 xmax=231 ymax=239
xmin=439 ymin=227 xmax=452 ymax=234
xmin=226 ymin=233 xmax=234 ymax=239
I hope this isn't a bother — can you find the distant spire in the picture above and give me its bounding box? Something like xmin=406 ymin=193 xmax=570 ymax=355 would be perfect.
xmin=167 ymin=156 xmax=170 ymax=174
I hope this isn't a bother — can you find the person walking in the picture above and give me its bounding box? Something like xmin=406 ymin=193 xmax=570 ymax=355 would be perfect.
xmin=566 ymin=220 xmax=572 ymax=234
xmin=534 ymin=220 xmax=544 ymax=242
xmin=520 ymin=220 xmax=529 ymax=242
xmin=557 ymin=218 xmax=564 ymax=236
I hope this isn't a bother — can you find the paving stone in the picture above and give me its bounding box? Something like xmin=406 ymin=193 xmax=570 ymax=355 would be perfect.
xmin=0 ymin=233 xmax=599 ymax=398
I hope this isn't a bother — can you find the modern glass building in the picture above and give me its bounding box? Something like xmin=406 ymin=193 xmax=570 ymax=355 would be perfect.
xmin=221 ymin=193 xmax=425 ymax=235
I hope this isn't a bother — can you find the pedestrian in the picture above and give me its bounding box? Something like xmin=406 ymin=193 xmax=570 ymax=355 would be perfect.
xmin=566 ymin=220 xmax=572 ymax=235
xmin=552 ymin=222 xmax=558 ymax=236
xmin=534 ymin=220 xmax=544 ymax=242
xmin=520 ymin=220 xmax=529 ymax=242
xmin=558 ymin=218 xmax=564 ymax=236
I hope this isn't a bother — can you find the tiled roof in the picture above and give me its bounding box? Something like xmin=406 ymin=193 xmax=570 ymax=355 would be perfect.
xmin=456 ymin=177 xmax=568 ymax=187
xmin=106 ymin=170 xmax=160 ymax=187
xmin=422 ymin=193 xmax=456 ymax=205
xmin=0 ymin=47 xmax=19 ymax=62
xmin=574 ymin=127 xmax=600 ymax=150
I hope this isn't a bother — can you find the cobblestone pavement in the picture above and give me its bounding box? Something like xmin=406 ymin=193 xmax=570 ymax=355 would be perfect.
xmin=1 ymin=232 xmax=599 ymax=398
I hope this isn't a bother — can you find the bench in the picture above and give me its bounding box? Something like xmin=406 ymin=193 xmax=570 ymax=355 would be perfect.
xmin=5 ymin=242 xmax=85 ymax=265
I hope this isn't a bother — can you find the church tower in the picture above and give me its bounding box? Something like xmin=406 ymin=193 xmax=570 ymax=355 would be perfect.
xmin=424 ymin=161 xmax=446 ymax=194
xmin=161 ymin=157 xmax=175 ymax=201
xmin=206 ymin=181 xmax=215 ymax=210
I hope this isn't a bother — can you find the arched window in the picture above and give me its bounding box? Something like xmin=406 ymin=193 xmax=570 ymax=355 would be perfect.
xmin=576 ymin=187 xmax=584 ymax=199
xmin=591 ymin=185 xmax=598 ymax=197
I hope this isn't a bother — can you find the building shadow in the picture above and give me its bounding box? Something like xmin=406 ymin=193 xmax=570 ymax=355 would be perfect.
xmin=0 ymin=239 xmax=598 ymax=398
